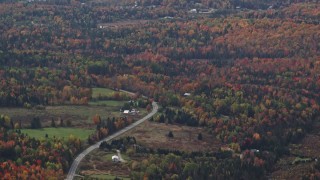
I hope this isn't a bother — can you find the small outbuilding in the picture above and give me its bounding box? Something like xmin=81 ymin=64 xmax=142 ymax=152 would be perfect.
xmin=189 ymin=9 xmax=197 ymax=13
xmin=112 ymin=155 xmax=120 ymax=162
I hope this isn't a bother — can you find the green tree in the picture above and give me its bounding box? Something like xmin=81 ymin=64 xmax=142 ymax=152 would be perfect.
xmin=145 ymin=164 xmax=162 ymax=180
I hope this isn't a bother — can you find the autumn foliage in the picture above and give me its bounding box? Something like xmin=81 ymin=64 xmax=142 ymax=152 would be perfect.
xmin=0 ymin=0 xmax=319 ymax=178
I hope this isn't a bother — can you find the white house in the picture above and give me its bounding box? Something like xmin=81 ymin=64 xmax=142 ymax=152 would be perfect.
xmin=189 ymin=9 xmax=197 ymax=13
xmin=123 ymin=110 xmax=130 ymax=114
xmin=112 ymin=155 xmax=120 ymax=162
xmin=250 ymin=149 xmax=260 ymax=153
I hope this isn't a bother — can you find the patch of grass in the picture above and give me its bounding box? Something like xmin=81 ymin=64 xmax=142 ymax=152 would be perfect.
xmin=92 ymin=88 xmax=116 ymax=98
xmin=103 ymin=153 xmax=116 ymax=161
xmin=292 ymin=157 xmax=312 ymax=165
xmin=89 ymin=100 xmax=127 ymax=107
xmin=21 ymin=127 xmax=94 ymax=141
xmin=88 ymin=174 xmax=130 ymax=180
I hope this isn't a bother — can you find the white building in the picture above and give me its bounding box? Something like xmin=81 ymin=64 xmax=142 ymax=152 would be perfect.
xmin=189 ymin=9 xmax=197 ymax=13
xmin=112 ymin=155 xmax=120 ymax=162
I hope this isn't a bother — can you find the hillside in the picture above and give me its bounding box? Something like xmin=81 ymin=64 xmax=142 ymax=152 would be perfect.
xmin=0 ymin=0 xmax=319 ymax=179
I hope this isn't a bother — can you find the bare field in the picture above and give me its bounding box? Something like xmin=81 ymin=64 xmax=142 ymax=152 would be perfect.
xmin=98 ymin=20 xmax=150 ymax=29
xmin=78 ymin=121 xmax=222 ymax=178
xmin=270 ymin=122 xmax=320 ymax=179
xmin=119 ymin=121 xmax=222 ymax=152
xmin=289 ymin=134 xmax=320 ymax=158
xmin=271 ymin=156 xmax=316 ymax=180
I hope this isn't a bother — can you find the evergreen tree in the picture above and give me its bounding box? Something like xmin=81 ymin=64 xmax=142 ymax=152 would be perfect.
xmin=198 ymin=133 xmax=203 ymax=140
xmin=60 ymin=118 xmax=64 ymax=127
xmin=30 ymin=117 xmax=41 ymax=129
xmin=168 ymin=131 xmax=174 ymax=138
xmin=51 ymin=118 xmax=56 ymax=127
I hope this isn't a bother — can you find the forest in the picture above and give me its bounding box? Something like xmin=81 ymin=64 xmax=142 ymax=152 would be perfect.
xmin=0 ymin=0 xmax=319 ymax=179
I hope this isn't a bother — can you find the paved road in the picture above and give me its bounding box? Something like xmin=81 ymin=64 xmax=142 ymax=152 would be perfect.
xmin=66 ymin=101 xmax=158 ymax=180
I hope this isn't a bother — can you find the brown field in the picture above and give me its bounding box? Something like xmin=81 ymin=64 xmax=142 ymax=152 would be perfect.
xmin=271 ymin=156 xmax=316 ymax=180
xmin=78 ymin=149 xmax=131 ymax=178
xmin=98 ymin=20 xmax=150 ymax=29
xmin=270 ymin=121 xmax=320 ymax=179
xmin=78 ymin=121 xmax=222 ymax=178
xmin=289 ymin=134 xmax=320 ymax=158
xmin=119 ymin=121 xmax=222 ymax=152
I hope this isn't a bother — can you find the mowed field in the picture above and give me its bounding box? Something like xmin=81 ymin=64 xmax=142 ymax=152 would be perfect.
xmin=91 ymin=88 xmax=118 ymax=98
xmin=21 ymin=127 xmax=95 ymax=141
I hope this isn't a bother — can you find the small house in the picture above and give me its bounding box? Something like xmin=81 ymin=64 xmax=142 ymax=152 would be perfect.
xmin=250 ymin=149 xmax=260 ymax=153
xmin=220 ymin=146 xmax=234 ymax=152
xmin=189 ymin=9 xmax=197 ymax=13
xmin=130 ymin=109 xmax=139 ymax=115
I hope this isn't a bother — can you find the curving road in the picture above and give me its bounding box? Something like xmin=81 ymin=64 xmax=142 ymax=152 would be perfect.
xmin=66 ymin=101 xmax=158 ymax=180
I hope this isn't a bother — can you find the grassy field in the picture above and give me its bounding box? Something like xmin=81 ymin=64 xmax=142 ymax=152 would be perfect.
xmin=89 ymin=100 xmax=127 ymax=107
xmin=91 ymin=88 xmax=116 ymax=98
xmin=88 ymin=174 xmax=130 ymax=180
xmin=22 ymin=127 xmax=94 ymax=140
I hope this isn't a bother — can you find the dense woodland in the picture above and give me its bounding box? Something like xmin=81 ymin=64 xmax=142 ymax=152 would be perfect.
xmin=0 ymin=0 xmax=319 ymax=178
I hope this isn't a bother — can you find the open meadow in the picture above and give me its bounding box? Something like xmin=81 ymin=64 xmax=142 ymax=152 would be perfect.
xmin=21 ymin=127 xmax=95 ymax=141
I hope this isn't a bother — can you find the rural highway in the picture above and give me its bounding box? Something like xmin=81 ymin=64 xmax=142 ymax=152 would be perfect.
xmin=66 ymin=101 xmax=158 ymax=180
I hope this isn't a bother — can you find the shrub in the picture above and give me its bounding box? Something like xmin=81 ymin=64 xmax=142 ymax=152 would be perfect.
xmin=168 ymin=131 xmax=174 ymax=138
